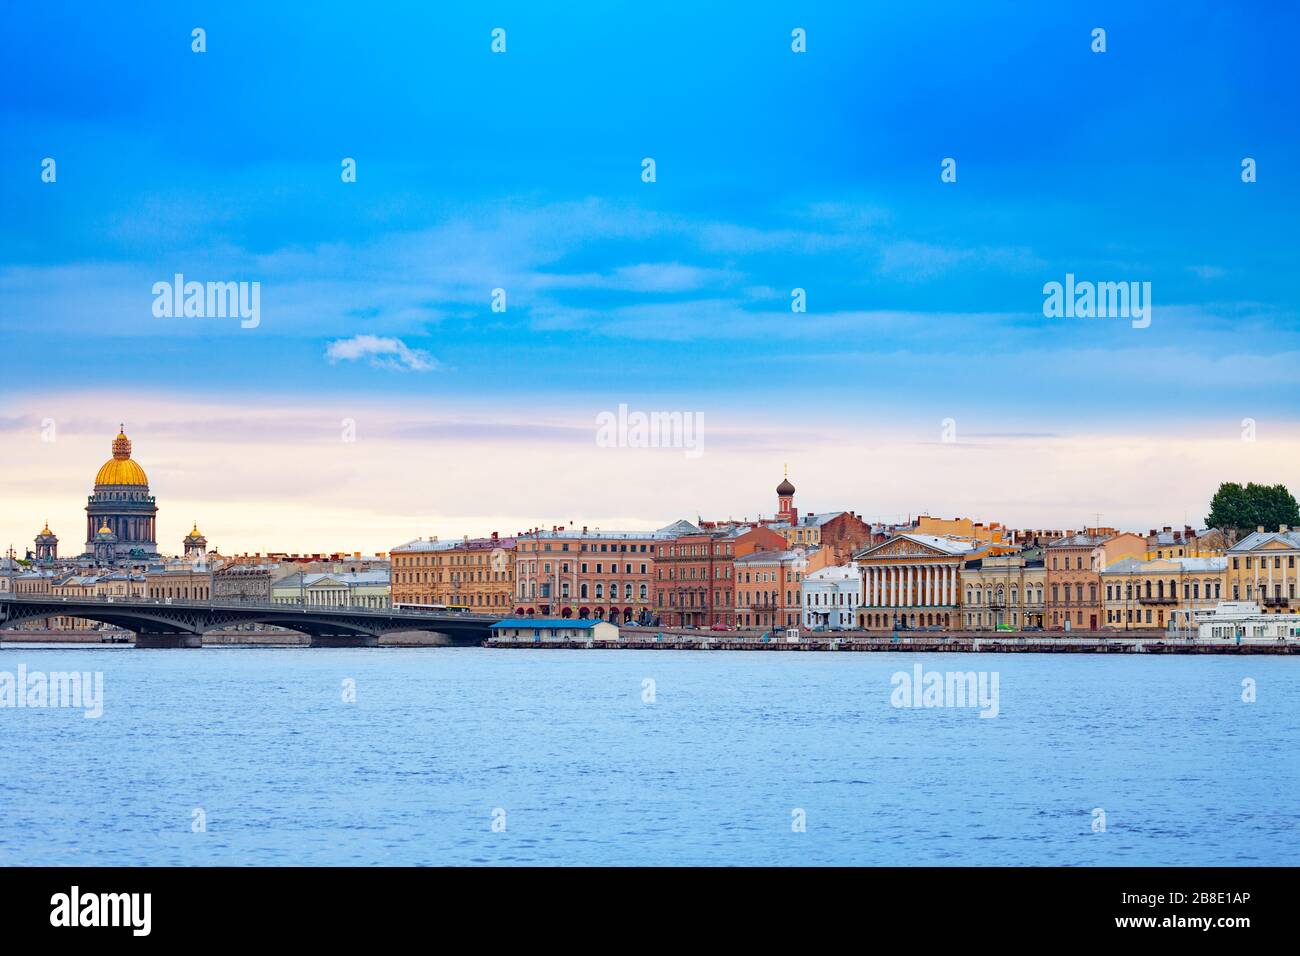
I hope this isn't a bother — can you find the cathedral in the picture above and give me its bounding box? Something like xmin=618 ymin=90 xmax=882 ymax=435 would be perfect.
xmin=82 ymin=427 xmax=160 ymax=563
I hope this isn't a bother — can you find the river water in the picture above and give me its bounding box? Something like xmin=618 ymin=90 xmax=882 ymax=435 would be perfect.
xmin=2 ymin=645 xmax=1296 ymax=865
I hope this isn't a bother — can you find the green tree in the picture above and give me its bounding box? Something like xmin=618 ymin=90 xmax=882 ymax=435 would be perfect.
xmin=1206 ymin=482 xmax=1300 ymax=536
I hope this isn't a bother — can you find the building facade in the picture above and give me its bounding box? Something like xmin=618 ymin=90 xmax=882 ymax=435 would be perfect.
xmin=653 ymin=521 xmax=786 ymax=627
xmin=733 ymin=548 xmax=809 ymax=630
xmin=855 ymin=533 xmax=978 ymax=630
xmin=1044 ymin=531 xmax=1145 ymax=630
xmin=800 ymin=564 xmax=860 ymax=630
xmin=1101 ymin=556 xmax=1227 ymax=630
xmin=390 ymin=533 xmax=516 ymax=612
xmin=960 ymin=551 xmax=1047 ymax=630
xmin=1225 ymin=527 xmax=1300 ymax=613
xmin=514 ymin=528 xmax=666 ymax=622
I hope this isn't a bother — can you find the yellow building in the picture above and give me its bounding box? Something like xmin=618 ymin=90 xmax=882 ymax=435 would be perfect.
xmin=960 ymin=551 xmax=1047 ymax=630
xmin=1225 ymin=527 xmax=1300 ymax=613
xmin=914 ymin=515 xmax=1010 ymax=545
xmin=391 ymin=534 xmax=516 ymax=612
xmin=1101 ymin=557 xmax=1227 ymax=630
xmin=1144 ymin=526 xmax=1228 ymax=560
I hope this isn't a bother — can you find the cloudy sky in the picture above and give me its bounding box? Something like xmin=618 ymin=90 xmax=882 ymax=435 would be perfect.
xmin=1 ymin=1 xmax=1297 ymax=556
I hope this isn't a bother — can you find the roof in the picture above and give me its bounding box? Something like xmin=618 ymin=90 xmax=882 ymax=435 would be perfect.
xmin=1047 ymin=534 xmax=1110 ymax=548
xmin=490 ymin=619 xmax=610 ymax=630
xmin=735 ymin=548 xmax=809 ymax=564
xmin=657 ymin=519 xmax=702 ymax=536
xmin=804 ymin=565 xmax=860 ymax=582
xmin=1227 ymin=530 xmax=1300 ymax=553
xmin=1102 ymin=556 xmax=1228 ymax=574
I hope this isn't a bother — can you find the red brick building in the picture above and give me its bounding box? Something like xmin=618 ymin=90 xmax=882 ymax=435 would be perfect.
xmin=654 ymin=521 xmax=785 ymax=627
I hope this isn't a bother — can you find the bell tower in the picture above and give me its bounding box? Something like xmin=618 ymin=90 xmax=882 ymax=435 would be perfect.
xmin=776 ymin=466 xmax=797 ymax=523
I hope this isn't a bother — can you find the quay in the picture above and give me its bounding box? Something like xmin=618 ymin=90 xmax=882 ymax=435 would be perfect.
xmin=485 ymin=626 xmax=1300 ymax=655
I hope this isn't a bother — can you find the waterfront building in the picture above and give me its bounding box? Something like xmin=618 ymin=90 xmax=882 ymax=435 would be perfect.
xmin=83 ymin=427 xmax=159 ymax=563
xmin=34 ymin=522 xmax=58 ymax=564
xmin=1170 ymin=601 xmax=1300 ymax=641
xmin=489 ymin=618 xmax=620 ymax=643
xmin=1044 ymin=530 xmax=1145 ymax=630
xmin=854 ymin=533 xmax=979 ymax=630
xmin=733 ymin=548 xmax=810 ymax=629
xmin=960 ymin=550 xmax=1047 ymax=630
xmin=512 ymin=527 xmax=668 ymax=622
xmin=653 ymin=521 xmax=785 ymax=627
xmin=272 ymin=569 xmax=391 ymax=608
xmin=1224 ymin=526 xmax=1300 ymax=613
xmin=390 ymin=533 xmax=516 ymax=612
xmin=1100 ymin=556 xmax=1227 ymax=630
xmin=800 ymin=564 xmax=860 ymax=630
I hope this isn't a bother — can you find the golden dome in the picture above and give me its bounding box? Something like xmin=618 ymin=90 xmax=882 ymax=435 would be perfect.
xmin=186 ymin=522 xmax=203 ymax=539
xmin=94 ymin=427 xmax=149 ymax=486
xmin=97 ymin=521 xmax=113 ymax=535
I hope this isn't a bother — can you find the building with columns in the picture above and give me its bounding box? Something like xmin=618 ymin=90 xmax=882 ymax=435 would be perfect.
xmin=854 ymin=533 xmax=978 ymax=630
xmin=34 ymin=522 xmax=58 ymax=564
xmin=1225 ymin=526 xmax=1300 ymax=613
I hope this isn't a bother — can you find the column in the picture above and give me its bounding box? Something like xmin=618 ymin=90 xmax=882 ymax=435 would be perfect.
xmin=891 ymin=567 xmax=898 ymax=607
xmin=926 ymin=566 xmax=934 ymax=606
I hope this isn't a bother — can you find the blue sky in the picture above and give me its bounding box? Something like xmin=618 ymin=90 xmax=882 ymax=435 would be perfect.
xmin=1 ymin=2 xmax=1298 ymax=550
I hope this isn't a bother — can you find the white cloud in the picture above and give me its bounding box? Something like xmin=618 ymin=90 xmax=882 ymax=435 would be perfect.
xmin=324 ymin=335 xmax=438 ymax=372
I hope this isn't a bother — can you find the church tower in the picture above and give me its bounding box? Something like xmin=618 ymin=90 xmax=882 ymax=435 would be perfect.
xmin=776 ymin=467 xmax=797 ymax=524
xmin=183 ymin=522 xmax=208 ymax=561
xmin=34 ymin=521 xmax=58 ymax=564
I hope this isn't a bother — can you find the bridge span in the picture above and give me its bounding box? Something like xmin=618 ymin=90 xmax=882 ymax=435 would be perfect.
xmin=0 ymin=594 xmax=499 ymax=648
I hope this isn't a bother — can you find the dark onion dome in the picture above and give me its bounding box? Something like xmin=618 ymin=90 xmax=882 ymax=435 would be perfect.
xmin=777 ymin=476 xmax=795 ymax=496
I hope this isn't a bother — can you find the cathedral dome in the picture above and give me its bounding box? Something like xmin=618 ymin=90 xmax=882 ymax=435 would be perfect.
xmin=94 ymin=429 xmax=149 ymax=486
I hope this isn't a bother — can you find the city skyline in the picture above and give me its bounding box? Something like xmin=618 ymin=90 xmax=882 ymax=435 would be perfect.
xmin=4 ymin=406 xmax=1298 ymax=557
xmin=4 ymin=2 xmax=1299 ymax=552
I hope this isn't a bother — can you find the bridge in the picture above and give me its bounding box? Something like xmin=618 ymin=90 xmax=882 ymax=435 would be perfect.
xmin=0 ymin=594 xmax=499 ymax=648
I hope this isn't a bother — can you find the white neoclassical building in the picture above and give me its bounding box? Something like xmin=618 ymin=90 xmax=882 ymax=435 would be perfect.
xmin=800 ymin=564 xmax=861 ymax=630
xmin=853 ymin=533 xmax=979 ymax=630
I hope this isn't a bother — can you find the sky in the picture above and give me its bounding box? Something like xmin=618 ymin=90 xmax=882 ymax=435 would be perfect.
xmin=1 ymin=1 xmax=1298 ymax=556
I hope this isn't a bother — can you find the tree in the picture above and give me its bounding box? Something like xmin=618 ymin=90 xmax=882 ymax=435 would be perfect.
xmin=1206 ymin=482 xmax=1300 ymax=536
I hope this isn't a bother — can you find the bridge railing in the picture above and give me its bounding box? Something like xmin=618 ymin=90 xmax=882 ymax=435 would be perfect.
xmin=0 ymin=593 xmax=499 ymax=619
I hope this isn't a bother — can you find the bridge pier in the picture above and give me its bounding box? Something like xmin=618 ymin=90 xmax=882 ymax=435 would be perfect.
xmin=134 ymin=633 xmax=203 ymax=649
xmin=309 ymin=633 xmax=378 ymax=648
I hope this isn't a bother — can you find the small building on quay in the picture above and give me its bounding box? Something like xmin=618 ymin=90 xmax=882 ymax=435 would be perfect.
xmin=489 ymin=618 xmax=619 ymax=643
xmin=1170 ymin=601 xmax=1300 ymax=641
